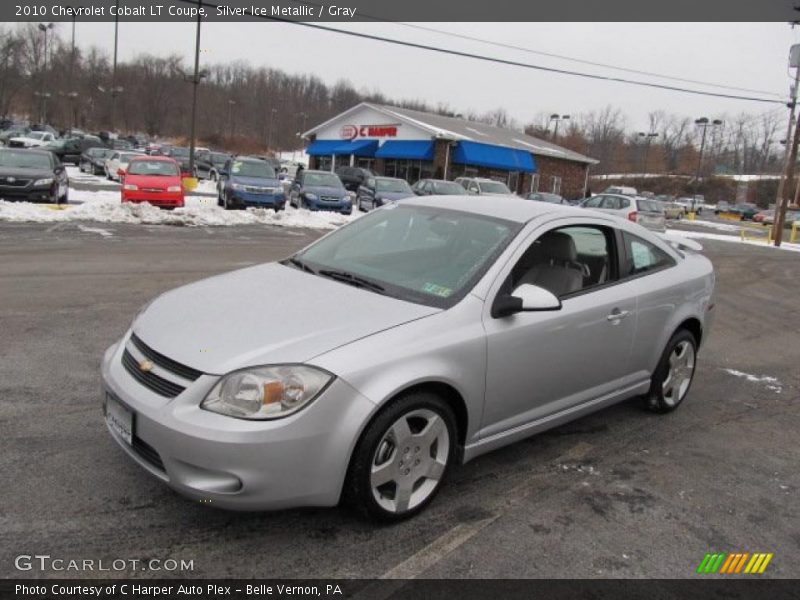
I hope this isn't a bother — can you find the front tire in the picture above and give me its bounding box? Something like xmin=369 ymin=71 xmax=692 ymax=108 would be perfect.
xmin=644 ymin=329 xmax=697 ymax=413
xmin=344 ymin=392 xmax=456 ymax=522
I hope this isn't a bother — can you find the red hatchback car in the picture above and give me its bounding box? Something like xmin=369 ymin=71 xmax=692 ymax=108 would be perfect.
xmin=121 ymin=156 xmax=184 ymax=208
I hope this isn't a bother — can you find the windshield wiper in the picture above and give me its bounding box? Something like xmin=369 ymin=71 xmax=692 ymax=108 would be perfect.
xmin=318 ymin=269 xmax=386 ymax=294
xmin=283 ymin=257 xmax=315 ymax=274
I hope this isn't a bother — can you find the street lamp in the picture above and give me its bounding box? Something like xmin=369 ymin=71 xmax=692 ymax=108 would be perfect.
xmin=110 ymin=0 xmax=120 ymax=131
xmin=549 ymin=114 xmax=570 ymax=140
xmin=694 ymin=117 xmax=723 ymax=190
xmin=267 ymin=108 xmax=277 ymax=151
xmin=298 ymin=112 xmax=308 ymax=149
xmin=37 ymin=23 xmax=54 ymax=123
xmin=637 ymin=131 xmax=659 ymax=174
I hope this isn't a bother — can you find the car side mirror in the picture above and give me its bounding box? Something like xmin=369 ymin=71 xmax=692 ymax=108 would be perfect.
xmin=492 ymin=284 xmax=562 ymax=318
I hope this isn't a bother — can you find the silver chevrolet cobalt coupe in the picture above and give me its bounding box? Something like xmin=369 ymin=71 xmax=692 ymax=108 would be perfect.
xmin=102 ymin=196 xmax=715 ymax=520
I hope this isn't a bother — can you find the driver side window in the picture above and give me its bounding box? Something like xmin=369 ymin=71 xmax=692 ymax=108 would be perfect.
xmin=510 ymin=225 xmax=616 ymax=298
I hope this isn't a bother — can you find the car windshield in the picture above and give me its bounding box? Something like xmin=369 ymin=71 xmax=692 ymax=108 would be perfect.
xmin=0 ymin=150 xmax=52 ymax=169
xmin=127 ymin=160 xmax=179 ymax=176
xmin=230 ymin=160 xmax=276 ymax=178
xmin=432 ymin=181 xmax=466 ymax=194
xmin=481 ymin=181 xmax=511 ymax=194
xmin=169 ymin=147 xmax=190 ymax=158
xmin=89 ymin=148 xmax=112 ymax=157
xmin=211 ymin=152 xmax=229 ymax=164
xmin=376 ymin=179 xmax=412 ymax=193
xmin=304 ymin=172 xmax=342 ymax=188
xmin=296 ymin=204 xmax=520 ymax=308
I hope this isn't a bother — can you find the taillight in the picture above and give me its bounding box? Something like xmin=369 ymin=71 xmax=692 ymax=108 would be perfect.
xmin=628 ymin=211 xmax=638 ymax=222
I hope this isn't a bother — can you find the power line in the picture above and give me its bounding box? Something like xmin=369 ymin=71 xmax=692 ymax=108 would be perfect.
xmin=281 ymin=0 xmax=783 ymax=98
xmin=184 ymin=1 xmax=785 ymax=105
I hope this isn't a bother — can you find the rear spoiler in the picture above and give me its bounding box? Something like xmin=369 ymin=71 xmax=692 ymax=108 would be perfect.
xmin=658 ymin=234 xmax=703 ymax=252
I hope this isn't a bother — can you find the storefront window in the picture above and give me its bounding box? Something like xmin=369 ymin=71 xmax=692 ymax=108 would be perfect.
xmin=317 ymin=156 xmax=333 ymax=171
xmin=382 ymin=159 xmax=435 ymax=183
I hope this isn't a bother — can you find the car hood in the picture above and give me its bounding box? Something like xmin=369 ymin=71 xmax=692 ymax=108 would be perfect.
xmin=133 ymin=262 xmax=439 ymax=375
xmin=376 ymin=191 xmax=414 ymax=200
xmin=126 ymin=174 xmax=180 ymax=188
xmin=231 ymin=175 xmax=281 ymax=187
xmin=0 ymin=166 xmax=52 ymax=178
xmin=305 ymin=185 xmax=347 ymax=196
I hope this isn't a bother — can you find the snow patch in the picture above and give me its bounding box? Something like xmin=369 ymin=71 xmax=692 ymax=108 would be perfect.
xmin=665 ymin=229 xmax=800 ymax=253
xmin=77 ymin=224 xmax=114 ymax=237
xmin=723 ymin=369 xmax=783 ymax=394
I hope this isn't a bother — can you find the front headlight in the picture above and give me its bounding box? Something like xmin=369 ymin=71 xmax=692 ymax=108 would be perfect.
xmin=231 ymin=183 xmax=245 ymax=191
xmin=305 ymin=193 xmax=318 ymax=201
xmin=123 ymin=183 xmax=138 ymax=191
xmin=167 ymin=185 xmax=182 ymax=192
xmin=201 ymin=365 xmax=333 ymax=420
xmin=33 ymin=178 xmax=53 ymax=186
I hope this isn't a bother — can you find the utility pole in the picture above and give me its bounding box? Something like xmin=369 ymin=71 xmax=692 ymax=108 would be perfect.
xmin=187 ymin=0 xmax=203 ymax=179
xmin=772 ymin=44 xmax=800 ymax=246
xmin=227 ymin=99 xmax=236 ymax=139
xmin=37 ymin=23 xmax=53 ymax=123
xmin=110 ymin=0 xmax=119 ymax=131
xmin=267 ymin=108 xmax=277 ymax=151
xmin=693 ymin=117 xmax=722 ymax=195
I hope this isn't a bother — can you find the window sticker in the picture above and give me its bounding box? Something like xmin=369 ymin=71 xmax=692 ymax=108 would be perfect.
xmin=421 ymin=283 xmax=453 ymax=297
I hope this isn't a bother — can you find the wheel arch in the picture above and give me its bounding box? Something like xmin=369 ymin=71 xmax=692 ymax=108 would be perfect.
xmin=675 ymin=317 xmax=703 ymax=347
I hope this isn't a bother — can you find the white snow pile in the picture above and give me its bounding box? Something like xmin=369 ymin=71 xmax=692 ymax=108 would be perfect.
xmin=0 ymin=193 xmax=358 ymax=230
xmin=676 ymin=218 xmax=741 ymax=232
xmin=665 ymin=229 xmax=800 ymax=253
xmin=723 ymin=369 xmax=783 ymax=394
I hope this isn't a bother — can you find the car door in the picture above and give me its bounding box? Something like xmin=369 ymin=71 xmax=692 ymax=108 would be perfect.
xmin=480 ymin=218 xmax=639 ymax=438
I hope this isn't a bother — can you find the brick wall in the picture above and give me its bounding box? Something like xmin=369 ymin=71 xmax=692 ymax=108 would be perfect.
xmin=533 ymin=155 xmax=590 ymax=200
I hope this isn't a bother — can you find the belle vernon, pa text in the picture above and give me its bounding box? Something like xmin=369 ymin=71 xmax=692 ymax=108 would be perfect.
xmin=16 ymin=584 xmax=344 ymax=597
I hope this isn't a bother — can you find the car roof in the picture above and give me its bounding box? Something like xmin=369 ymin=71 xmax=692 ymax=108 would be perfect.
xmin=403 ymin=195 xmax=588 ymax=224
xmin=129 ymin=155 xmax=175 ymax=162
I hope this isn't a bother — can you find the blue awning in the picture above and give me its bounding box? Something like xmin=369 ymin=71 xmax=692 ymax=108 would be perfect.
xmin=305 ymin=140 xmax=342 ymax=156
xmin=332 ymin=139 xmax=379 ymax=156
xmin=452 ymin=141 xmax=536 ymax=173
xmin=375 ymin=140 xmax=435 ymax=160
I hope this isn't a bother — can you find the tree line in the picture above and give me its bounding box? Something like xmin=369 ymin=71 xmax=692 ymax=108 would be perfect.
xmin=0 ymin=24 xmax=785 ymax=175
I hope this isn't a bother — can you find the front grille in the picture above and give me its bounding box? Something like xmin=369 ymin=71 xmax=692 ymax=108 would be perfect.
xmin=142 ymin=187 xmax=165 ymax=193
xmin=130 ymin=333 xmax=202 ymax=381
xmin=0 ymin=177 xmax=31 ymax=187
xmin=122 ymin=348 xmax=186 ymax=397
xmin=320 ymin=195 xmax=342 ymax=202
xmin=132 ymin=435 xmax=165 ymax=472
xmin=244 ymin=185 xmax=274 ymax=194
xmin=8 ymin=140 xmax=25 ymax=148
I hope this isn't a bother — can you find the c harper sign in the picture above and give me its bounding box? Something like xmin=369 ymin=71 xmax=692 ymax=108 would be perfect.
xmin=340 ymin=124 xmax=400 ymax=140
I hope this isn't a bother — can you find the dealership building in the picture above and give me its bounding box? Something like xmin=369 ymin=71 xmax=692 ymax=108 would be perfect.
xmin=303 ymin=102 xmax=598 ymax=198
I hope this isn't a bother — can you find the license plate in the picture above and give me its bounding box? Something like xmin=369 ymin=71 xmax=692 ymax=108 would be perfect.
xmin=105 ymin=394 xmax=134 ymax=445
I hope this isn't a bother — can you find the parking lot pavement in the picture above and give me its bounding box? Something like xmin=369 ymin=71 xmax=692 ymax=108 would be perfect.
xmin=1 ymin=222 xmax=798 ymax=579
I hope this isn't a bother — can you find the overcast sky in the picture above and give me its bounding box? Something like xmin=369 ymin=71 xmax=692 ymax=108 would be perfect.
xmin=29 ymin=21 xmax=800 ymax=130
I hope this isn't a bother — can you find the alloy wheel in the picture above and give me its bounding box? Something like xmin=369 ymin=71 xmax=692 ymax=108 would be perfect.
xmin=370 ymin=408 xmax=450 ymax=514
xmin=662 ymin=340 xmax=695 ymax=407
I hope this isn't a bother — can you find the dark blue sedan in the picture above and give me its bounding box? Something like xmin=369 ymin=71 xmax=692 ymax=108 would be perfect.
xmin=289 ymin=170 xmax=352 ymax=214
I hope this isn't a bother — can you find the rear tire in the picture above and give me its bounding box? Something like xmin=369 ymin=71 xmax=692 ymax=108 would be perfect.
xmin=344 ymin=392 xmax=456 ymax=522
xmin=644 ymin=329 xmax=697 ymax=414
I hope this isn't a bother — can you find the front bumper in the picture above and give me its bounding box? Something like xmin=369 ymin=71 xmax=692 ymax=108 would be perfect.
xmin=228 ymin=190 xmax=286 ymax=209
xmin=122 ymin=191 xmax=184 ymax=208
xmin=305 ymin=198 xmax=352 ymax=214
xmin=100 ymin=336 xmax=375 ymax=511
xmin=0 ymin=185 xmax=57 ymax=202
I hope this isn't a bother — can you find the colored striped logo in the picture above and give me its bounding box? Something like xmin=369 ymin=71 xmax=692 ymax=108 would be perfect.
xmin=696 ymin=552 xmax=773 ymax=574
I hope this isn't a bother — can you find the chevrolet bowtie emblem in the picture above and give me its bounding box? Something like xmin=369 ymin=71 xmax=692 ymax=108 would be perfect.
xmin=139 ymin=359 xmax=153 ymax=373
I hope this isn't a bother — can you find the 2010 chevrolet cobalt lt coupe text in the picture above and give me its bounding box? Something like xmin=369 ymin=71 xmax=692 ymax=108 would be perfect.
xmin=102 ymin=196 xmax=715 ymax=521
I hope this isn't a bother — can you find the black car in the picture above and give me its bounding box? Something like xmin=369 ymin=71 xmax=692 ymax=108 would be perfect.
xmin=79 ymin=147 xmax=115 ymax=175
xmin=411 ymin=178 xmax=467 ymax=196
xmin=162 ymin=146 xmax=192 ymax=175
xmin=195 ymin=150 xmax=233 ymax=180
xmin=111 ymin=138 xmax=134 ymax=150
xmin=0 ymin=148 xmax=69 ymax=204
xmin=45 ymin=136 xmax=107 ymax=165
xmin=335 ymin=166 xmax=374 ymax=192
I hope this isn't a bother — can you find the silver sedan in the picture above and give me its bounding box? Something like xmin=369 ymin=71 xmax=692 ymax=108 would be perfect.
xmin=101 ymin=196 xmax=715 ymax=521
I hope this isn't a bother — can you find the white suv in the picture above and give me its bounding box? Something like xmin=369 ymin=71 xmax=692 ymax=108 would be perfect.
xmin=455 ymin=177 xmax=514 ymax=196
xmin=581 ymin=193 xmax=666 ymax=232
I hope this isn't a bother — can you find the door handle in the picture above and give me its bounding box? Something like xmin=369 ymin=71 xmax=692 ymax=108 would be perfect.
xmin=606 ymin=309 xmax=631 ymax=322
